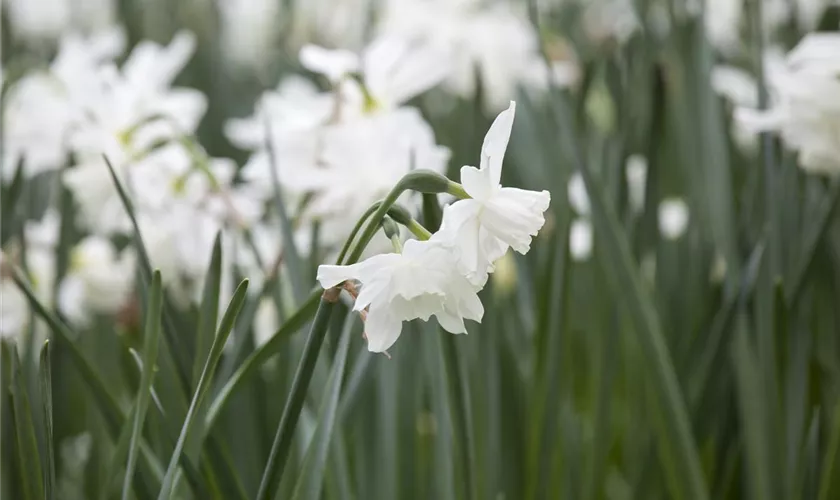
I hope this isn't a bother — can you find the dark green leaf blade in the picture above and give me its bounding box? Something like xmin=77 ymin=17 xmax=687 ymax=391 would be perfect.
xmin=39 ymin=341 xmax=55 ymax=500
xmin=157 ymin=279 xmax=249 ymax=500
xmin=123 ymin=270 xmax=164 ymax=500
xmin=291 ymin=313 xmax=354 ymax=500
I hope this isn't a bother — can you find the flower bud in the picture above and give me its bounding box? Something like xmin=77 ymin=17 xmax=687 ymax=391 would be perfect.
xmin=381 ymin=216 xmax=401 ymax=241
xmin=385 ymin=204 xmax=413 ymax=226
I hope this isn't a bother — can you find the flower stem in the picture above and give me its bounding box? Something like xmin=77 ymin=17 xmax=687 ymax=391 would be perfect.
xmin=406 ymin=219 xmax=432 ymax=241
xmin=447 ymin=182 xmax=470 ymax=200
xmin=345 ymin=170 xmax=451 ymax=265
xmin=256 ymin=293 xmax=338 ymax=500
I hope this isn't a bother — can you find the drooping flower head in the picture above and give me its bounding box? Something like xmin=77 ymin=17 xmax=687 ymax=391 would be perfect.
xmin=318 ymin=239 xmax=483 ymax=352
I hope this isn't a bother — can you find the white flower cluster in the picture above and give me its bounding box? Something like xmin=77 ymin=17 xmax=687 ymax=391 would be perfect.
xmin=733 ymin=33 xmax=840 ymax=175
xmin=2 ymin=27 xmax=265 ymax=335
xmin=226 ymin=36 xmax=452 ymax=256
xmin=317 ymin=102 xmax=551 ymax=353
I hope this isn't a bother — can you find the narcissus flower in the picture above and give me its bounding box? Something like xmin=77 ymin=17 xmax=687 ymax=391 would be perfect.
xmin=438 ymin=101 xmax=551 ymax=286
xmin=317 ymin=239 xmax=483 ymax=353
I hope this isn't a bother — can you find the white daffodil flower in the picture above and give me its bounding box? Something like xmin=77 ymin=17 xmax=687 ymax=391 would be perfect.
xmin=379 ymin=0 xmax=530 ymax=111
xmin=735 ymin=34 xmax=840 ymax=175
xmin=58 ymin=237 xmax=135 ymax=325
xmin=438 ymin=101 xmax=551 ymax=286
xmin=317 ymin=239 xmax=484 ymax=353
xmin=361 ymin=34 xmax=451 ymax=110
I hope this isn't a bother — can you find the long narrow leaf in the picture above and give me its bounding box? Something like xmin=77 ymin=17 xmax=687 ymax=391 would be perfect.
xmin=7 ymin=344 xmax=45 ymax=500
xmin=256 ymin=295 xmax=337 ymax=500
xmin=205 ymin=289 xmax=321 ymax=430
xmin=123 ymin=270 xmax=164 ymax=500
xmin=103 ymin=155 xmax=192 ymax=394
xmin=157 ymin=279 xmax=249 ymax=500
xmin=195 ymin=233 xmax=223 ymax=388
xmin=38 ymin=341 xmax=55 ymax=500
xmin=292 ymin=313 xmax=354 ymax=500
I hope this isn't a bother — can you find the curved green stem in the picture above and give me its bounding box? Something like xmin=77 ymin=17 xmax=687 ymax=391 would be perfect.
xmin=406 ymin=219 xmax=432 ymax=241
xmin=447 ymin=182 xmax=470 ymax=200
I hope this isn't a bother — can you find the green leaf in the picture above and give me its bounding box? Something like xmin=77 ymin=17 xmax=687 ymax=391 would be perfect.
xmin=539 ymin=79 xmax=709 ymax=500
xmin=818 ymin=404 xmax=840 ymax=500
xmin=103 ymin=155 xmax=192 ymax=394
xmin=264 ymin=120 xmax=306 ymax=303
xmin=11 ymin=267 xmax=162 ymax=499
xmin=123 ymin=270 xmax=164 ymax=500
xmin=731 ymin=324 xmax=775 ymax=500
xmin=787 ymin=180 xmax=840 ymax=306
xmin=12 ymin=268 xmax=124 ymax=434
xmin=439 ymin=329 xmax=477 ymax=500
xmin=205 ymin=289 xmax=321 ymax=430
xmin=256 ymin=295 xmax=337 ymax=500
xmin=157 ymin=279 xmax=249 ymax=500
xmin=195 ymin=233 xmax=223 ymax=389
xmin=0 ymin=157 xmax=25 ymax=245
xmin=292 ymin=313 xmax=354 ymax=500
xmin=39 ymin=341 xmax=55 ymax=500
xmin=6 ymin=344 xmax=45 ymax=500
xmin=527 ymin=221 xmax=570 ymax=499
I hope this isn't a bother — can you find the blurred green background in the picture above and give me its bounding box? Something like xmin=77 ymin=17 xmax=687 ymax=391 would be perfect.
xmin=2 ymin=1 xmax=840 ymax=499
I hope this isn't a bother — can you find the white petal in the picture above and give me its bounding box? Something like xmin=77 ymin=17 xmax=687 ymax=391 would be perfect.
xmin=316 ymin=263 xmax=364 ymax=289
xmin=435 ymin=307 xmax=467 ymax=334
xmin=480 ymin=101 xmax=516 ymax=185
xmin=481 ymin=187 xmax=551 ymax=254
xmin=299 ymin=44 xmax=359 ymax=82
xmin=364 ymin=306 xmax=403 ymax=353
xmin=460 ymin=165 xmax=495 ymax=200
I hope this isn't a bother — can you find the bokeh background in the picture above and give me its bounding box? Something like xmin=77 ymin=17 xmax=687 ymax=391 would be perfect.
xmin=2 ymin=1 xmax=840 ymax=499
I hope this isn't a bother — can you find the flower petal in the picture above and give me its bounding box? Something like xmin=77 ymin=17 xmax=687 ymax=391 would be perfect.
xmin=364 ymin=306 xmax=404 ymax=353
xmin=480 ymin=101 xmax=516 ymax=186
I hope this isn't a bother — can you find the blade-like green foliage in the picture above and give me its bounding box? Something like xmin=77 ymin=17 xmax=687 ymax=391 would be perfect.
xmin=157 ymin=279 xmax=249 ymax=500
xmin=123 ymin=270 xmax=164 ymax=500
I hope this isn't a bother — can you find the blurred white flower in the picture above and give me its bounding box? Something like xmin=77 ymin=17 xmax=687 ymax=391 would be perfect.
xmin=2 ymin=27 xmax=126 ymax=180
xmin=361 ymin=34 xmax=451 ymax=110
xmin=225 ymin=76 xmax=335 ymax=151
xmin=318 ymin=238 xmax=484 ymax=353
xmin=625 ymin=155 xmax=648 ymax=214
xmin=301 ymin=34 xmax=451 ymax=111
xmin=58 ymin=237 xmax=135 ymax=325
xmin=0 ymin=280 xmax=29 ymax=340
xmin=569 ymin=218 xmax=593 ymax=262
xmin=0 ymin=213 xmax=59 ymax=341
xmin=288 ymin=107 xmax=449 ymax=248
xmin=735 ymin=34 xmax=840 ymax=174
xmin=704 ymin=0 xmax=834 ymax=54
xmin=139 ymin=206 xmax=221 ymax=305
xmin=300 ymin=45 xmax=360 ymax=83
xmin=379 ymin=0 xmax=544 ymax=111
xmin=658 ymin=198 xmax=690 ymax=240
xmin=438 ymin=102 xmax=551 ymax=286
xmin=567 ymin=171 xmax=591 ymax=215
